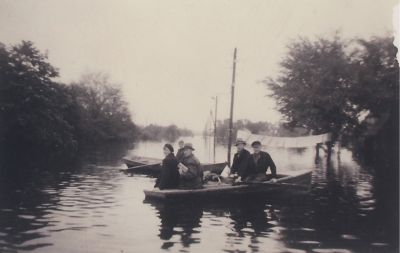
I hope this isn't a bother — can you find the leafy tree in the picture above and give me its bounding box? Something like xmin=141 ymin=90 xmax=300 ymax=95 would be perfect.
xmin=0 ymin=41 xmax=78 ymax=166
xmin=348 ymin=36 xmax=399 ymax=168
xmin=264 ymin=35 xmax=356 ymax=138
xmin=69 ymin=72 xmax=137 ymax=146
xmin=348 ymin=36 xmax=398 ymax=116
xmin=0 ymin=41 xmax=138 ymax=170
xmin=264 ymin=35 xmax=398 ymax=140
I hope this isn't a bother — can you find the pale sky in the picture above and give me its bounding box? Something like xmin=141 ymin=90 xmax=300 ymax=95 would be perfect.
xmin=0 ymin=0 xmax=396 ymax=131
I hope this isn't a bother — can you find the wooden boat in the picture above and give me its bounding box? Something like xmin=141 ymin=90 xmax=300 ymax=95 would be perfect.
xmin=123 ymin=156 xmax=162 ymax=167
xmin=121 ymin=156 xmax=227 ymax=176
xmin=144 ymin=169 xmax=312 ymax=200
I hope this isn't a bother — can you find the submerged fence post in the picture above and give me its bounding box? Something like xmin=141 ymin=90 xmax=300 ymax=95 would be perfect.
xmin=326 ymin=141 xmax=333 ymax=164
xmin=315 ymin=143 xmax=321 ymax=164
xmin=337 ymin=134 xmax=342 ymax=165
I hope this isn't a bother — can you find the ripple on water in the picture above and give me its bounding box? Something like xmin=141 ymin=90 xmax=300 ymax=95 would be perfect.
xmin=48 ymin=226 xmax=88 ymax=232
xmin=17 ymin=214 xmax=36 ymax=220
xmin=371 ymin=242 xmax=389 ymax=247
xmin=92 ymin=224 xmax=107 ymax=227
xmin=0 ymin=151 xmax=396 ymax=253
xmin=312 ymin=249 xmax=354 ymax=253
xmin=284 ymin=248 xmax=308 ymax=253
xmin=341 ymin=234 xmax=359 ymax=240
xmin=298 ymin=240 xmax=321 ymax=245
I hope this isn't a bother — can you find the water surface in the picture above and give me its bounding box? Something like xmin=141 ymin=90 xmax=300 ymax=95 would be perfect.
xmin=0 ymin=136 xmax=398 ymax=253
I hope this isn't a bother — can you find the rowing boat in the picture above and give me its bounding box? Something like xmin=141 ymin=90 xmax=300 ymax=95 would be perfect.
xmin=121 ymin=157 xmax=227 ymax=176
xmin=123 ymin=156 xmax=162 ymax=167
xmin=144 ymin=169 xmax=312 ymax=200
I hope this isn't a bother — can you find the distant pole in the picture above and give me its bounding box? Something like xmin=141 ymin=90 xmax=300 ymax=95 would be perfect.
xmin=213 ymin=96 xmax=218 ymax=163
xmin=209 ymin=113 xmax=212 ymax=161
xmin=227 ymin=48 xmax=237 ymax=166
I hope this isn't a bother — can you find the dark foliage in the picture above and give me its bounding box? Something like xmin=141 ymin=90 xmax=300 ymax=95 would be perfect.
xmin=0 ymin=41 xmax=137 ymax=171
xmin=139 ymin=124 xmax=193 ymax=142
xmin=265 ymin=35 xmax=398 ymax=142
xmin=69 ymin=72 xmax=137 ymax=147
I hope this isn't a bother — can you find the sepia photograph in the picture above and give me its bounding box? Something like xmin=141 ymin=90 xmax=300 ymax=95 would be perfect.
xmin=0 ymin=1 xmax=399 ymax=252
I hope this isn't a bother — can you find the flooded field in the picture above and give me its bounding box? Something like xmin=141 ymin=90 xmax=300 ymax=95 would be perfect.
xmin=0 ymin=136 xmax=398 ymax=253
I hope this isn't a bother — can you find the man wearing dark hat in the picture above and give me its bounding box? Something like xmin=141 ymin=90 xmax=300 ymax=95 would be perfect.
xmin=178 ymin=143 xmax=203 ymax=189
xmin=230 ymin=138 xmax=251 ymax=180
xmin=246 ymin=141 xmax=277 ymax=182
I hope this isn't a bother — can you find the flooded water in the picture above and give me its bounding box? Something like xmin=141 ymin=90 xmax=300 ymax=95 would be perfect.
xmin=0 ymin=136 xmax=398 ymax=253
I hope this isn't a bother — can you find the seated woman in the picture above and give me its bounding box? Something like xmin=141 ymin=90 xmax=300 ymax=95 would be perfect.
xmin=154 ymin=144 xmax=180 ymax=190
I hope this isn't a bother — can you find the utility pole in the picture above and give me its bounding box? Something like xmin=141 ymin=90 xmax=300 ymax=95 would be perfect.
xmin=213 ymin=96 xmax=218 ymax=163
xmin=227 ymin=48 xmax=237 ymax=167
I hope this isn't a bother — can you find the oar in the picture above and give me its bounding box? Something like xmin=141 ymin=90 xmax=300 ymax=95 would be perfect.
xmin=129 ymin=163 xmax=160 ymax=169
xmin=120 ymin=163 xmax=161 ymax=172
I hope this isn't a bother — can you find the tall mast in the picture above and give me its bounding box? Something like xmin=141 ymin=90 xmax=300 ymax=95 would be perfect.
xmin=227 ymin=48 xmax=237 ymax=166
xmin=213 ymin=96 xmax=218 ymax=163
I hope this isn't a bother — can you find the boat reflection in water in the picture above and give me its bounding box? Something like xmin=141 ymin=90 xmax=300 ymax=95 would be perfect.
xmin=145 ymin=194 xmax=304 ymax=252
xmin=149 ymin=201 xmax=203 ymax=250
xmin=143 ymin=152 xmax=398 ymax=253
xmin=228 ymin=199 xmax=275 ymax=237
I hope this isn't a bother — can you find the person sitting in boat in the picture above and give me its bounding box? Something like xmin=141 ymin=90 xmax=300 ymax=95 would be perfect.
xmin=154 ymin=144 xmax=180 ymax=190
xmin=245 ymin=141 xmax=277 ymax=182
xmin=178 ymin=143 xmax=203 ymax=189
xmin=230 ymin=138 xmax=251 ymax=181
xmin=176 ymin=140 xmax=185 ymax=162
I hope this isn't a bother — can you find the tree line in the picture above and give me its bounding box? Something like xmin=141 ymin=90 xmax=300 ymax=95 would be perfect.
xmin=138 ymin=124 xmax=193 ymax=142
xmin=0 ymin=41 xmax=136 ymax=170
xmin=0 ymin=41 xmax=197 ymax=171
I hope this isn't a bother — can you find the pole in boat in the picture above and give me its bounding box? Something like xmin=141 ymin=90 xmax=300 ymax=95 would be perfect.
xmin=227 ymin=48 xmax=237 ymax=167
xmin=213 ymin=96 xmax=218 ymax=163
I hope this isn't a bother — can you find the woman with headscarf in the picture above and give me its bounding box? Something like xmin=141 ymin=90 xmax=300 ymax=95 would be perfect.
xmin=154 ymin=144 xmax=180 ymax=190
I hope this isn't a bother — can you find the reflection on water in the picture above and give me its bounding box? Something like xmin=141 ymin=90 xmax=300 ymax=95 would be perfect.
xmin=154 ymin=201 xmax=203 ymax=249
xmin=0 ymin=168 xmax=124 ymax=253
xmin=0 ymin=137 xmax=398 ymax=253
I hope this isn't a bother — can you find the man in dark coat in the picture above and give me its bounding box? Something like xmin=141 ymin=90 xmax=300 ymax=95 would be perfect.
xmin=176 ymin=140 xmax=185 ymax=162
xmin=230 ymin=138 xmax=251 ymax=180
xmin=178 ymin=143 xmax=203 ymax=189
xmin=155 ymin=144 xmax=180 ymax=190
xmin=246 ymin=141 xmax=277 ymax=182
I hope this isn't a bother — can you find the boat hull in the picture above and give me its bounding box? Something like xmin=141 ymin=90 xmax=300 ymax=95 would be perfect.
xmin=144 ymin=170 xmax=312 ymax=201
xmin=123 ymin=157 xmax=162 ymax=167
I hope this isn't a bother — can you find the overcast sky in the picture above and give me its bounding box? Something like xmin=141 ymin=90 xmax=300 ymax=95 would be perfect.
xmin=0 ymin=0 xmax=396 ymax=131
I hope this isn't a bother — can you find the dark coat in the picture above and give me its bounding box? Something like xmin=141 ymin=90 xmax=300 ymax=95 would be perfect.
xmin=231 ymin=148 xmax=251 ymax=177
xmin=176 ymin=148 xmax=185 ymax=162
xmin=154 ymin=153 xmax=180 ymax=190
xmin=179 ymin=154 xmax=203 ymax=189
xmin=246 ymin=151 xmax=277 ymax=178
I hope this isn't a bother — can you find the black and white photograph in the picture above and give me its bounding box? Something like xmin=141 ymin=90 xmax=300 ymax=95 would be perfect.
xmin=0 ymin=1 xmax=399 ymax=252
